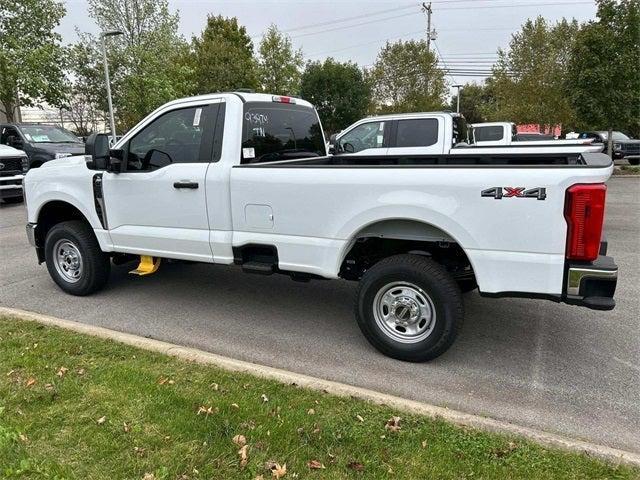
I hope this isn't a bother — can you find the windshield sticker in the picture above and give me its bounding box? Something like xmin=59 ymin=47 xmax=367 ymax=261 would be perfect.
xmin=243 ymin=147 xmax=255 ymax=159
xmin=193 ymin=108 xmax=202 ymax=127
xmin=32 ymin=135 xmax=51 ymax=142
xmin=245 ymin=112 xmax=269 ymax=125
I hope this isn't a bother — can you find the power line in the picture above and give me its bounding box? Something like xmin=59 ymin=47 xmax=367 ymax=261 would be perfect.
xmin=289 ymin=11 xmax=420 ymax=39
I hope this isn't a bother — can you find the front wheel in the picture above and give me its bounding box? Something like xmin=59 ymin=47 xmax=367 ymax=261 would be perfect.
xmin=355 ymin=254 xmax=464 ymax=362
xmin=45 ymin=220 xmax=111 ymax=296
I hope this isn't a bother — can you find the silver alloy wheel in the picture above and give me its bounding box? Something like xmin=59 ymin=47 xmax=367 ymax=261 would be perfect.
xmin=53 ymin=239 xmax=83 ymax=283
xmin=373 ymin=281 xmax=436 ymax=343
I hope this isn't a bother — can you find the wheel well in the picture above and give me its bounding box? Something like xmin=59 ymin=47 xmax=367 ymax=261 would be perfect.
xmin=30 ymin=160 xmax=44 ymax=168
xmin=339 ymin=220 xmax=474 ymax=282
xmin=35 ymin=201 xmax=90 ymax=252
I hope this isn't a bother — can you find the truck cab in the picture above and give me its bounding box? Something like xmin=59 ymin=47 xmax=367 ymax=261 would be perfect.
xmin=0 ymin=123 xmax=85 ymax=168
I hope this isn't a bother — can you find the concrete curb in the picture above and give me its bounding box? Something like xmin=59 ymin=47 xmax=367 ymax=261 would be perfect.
xmin=2 ymin=306 xmax=639 ymax=468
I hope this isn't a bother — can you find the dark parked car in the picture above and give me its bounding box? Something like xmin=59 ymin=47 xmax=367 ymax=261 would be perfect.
xmin=0 ymin=124 xmax=85 ymax=168
xmin=578 ymin=131 xmax=640 ymax=165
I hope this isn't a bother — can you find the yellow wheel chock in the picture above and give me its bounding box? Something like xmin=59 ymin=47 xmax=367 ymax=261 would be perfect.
xmin=129 ymin=256 xmax=161 ymax=276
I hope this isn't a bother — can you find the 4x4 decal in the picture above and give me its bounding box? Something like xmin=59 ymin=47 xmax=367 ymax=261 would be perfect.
xmin=481 ymin=187 xmax=547 ymax=200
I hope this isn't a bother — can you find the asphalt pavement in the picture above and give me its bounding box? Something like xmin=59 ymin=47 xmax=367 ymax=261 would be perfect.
xmin=1 ymin=177 xmax=638 ymax=453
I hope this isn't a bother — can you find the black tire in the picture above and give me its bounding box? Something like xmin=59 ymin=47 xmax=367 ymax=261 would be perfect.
xmin=457 ymin=278 xmax=478 ymax=294
xmin=44 ymin=220 xmax=110 ymax=296
xmin=628 ymin=158 xmax=639 ymax=166
xmin=355 ymin=254 xmax=464 ymax=362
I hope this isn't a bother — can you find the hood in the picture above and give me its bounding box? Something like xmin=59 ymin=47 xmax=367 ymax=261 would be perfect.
xmin=0 ymin=143 xmax=27 ymax=157
xmin=40 ymin=154 xmax=89 ymax=169
xmin=618 ymin=139 xmax=640 ymax=144
xmin=34 ymin=142 xmax=85 ymax=154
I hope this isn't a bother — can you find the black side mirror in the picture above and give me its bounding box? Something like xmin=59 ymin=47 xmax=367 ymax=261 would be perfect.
xmin=7 ymin=135 xmax=22 ymax=148
xmin=85 ymin=133 xmax=121 ymax=171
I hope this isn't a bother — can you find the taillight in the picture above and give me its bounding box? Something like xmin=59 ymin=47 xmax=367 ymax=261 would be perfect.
xmin=564 ymin=183 xmax=606 ymax=261
xmin=272 ymin=95 xmax=295 ymax=104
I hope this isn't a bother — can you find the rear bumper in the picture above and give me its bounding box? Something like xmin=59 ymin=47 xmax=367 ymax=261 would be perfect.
xmin=563 ymin=254 xmax=617 ymax=310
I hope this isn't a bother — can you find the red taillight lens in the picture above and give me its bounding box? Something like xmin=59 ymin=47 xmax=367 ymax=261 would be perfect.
xmin=564 ymin=183 xmax=606 ymax=261
xmin=272 ymin=95 xmax=295 ymax=104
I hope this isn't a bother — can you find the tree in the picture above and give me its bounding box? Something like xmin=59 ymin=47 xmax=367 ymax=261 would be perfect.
xmin=82 ymin=0 xmax=193 ymax=131
xmin=299 ymin=58 xmax=371 ymax=134
xmin=567 ymin=0 xmax=640 ymax=148
xmin=191 ymin=15 xmax=258 ymax=94
xmin=490 ymin=17 xmax=579 ymax=131
xmin=369 ymin=40 xmax=447 ymax=113
xmin=450 ymin=82 xmax=496 ymax=124
xmin=257 ymin=25 xmax=303 ymax=95
xmin=0 ymin=0 xmax=67 ymax=121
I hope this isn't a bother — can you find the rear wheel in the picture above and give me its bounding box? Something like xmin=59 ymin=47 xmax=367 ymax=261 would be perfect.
xmin=45 ymin=220 xmax=110 ymax=296
xmin=355 ymin=254 xmax=464 ymax=362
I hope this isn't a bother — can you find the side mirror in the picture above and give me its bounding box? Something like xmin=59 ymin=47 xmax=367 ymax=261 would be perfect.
xmin=7 ymin=135 xmax=22 ymax=149
xmin=85 ymin=133 xmax=121 ymax=171
xmin=329 ymin=133 xmax=337 ymax=144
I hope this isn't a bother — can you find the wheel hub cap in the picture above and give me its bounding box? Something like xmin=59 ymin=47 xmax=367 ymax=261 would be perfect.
xmin=373 ymin=282 xmax=437 ymax=343
xmin=53 ymin=239 xmax=83 ymax=283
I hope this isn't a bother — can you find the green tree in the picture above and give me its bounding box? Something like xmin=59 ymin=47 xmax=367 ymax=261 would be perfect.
xmin=82 ymin=0 xmax=192 ymax=130
xmin=369 ymin=39 xmax=447 ymax=113
xmin=299 ymin=58 xmax=370 ymax=134
xmin=450 ymin=82 xmax=496 ymax=124
xmin=0 ymin=0 xmax=67 ymax=121
xmin=191 ymin=15 xmax=258 ymax=94
xmin=257 ymin=25 xmax=303 ymax=95
xmin=567 ymin=0 xmax=640 ymax=148
xmin=490 ymin=17 xmax=579 ymax=130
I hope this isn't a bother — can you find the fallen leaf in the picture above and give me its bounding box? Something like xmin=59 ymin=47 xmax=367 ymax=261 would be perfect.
xmin=56 ymin=366 xmax=68 ymax=377
xmin=97 ymin=416 xmax=106 ymax=425
xmin=18 ymin=433 xmax=28 ymax=443
xmin=231 ymin=403 xmax=240 ymax=409
xmin=232 ymin=434 xmax=247 ymax=447
xmin=142 ymin=474 xmax=155 ymax=480
xmin=356 ymin=414 xmax=364 ymax=423
xmin=210 ymin=382 xmax=219 ymax=391
xmin=347 ymin=461 xmax=364 ymax=471
xmin=307 ymin=460 xmax=325 ymax=470
xmin=157 ymin=377 xmax=169 ymax=385
xmin=255 ymin=476 xmax=264 ymax=480
xmin=197 ymin=405 xmax=217 ymax=416
xmin=133 ymin=446 xmax=146 ymax=457
xmin=123 ymin=422 xmax=131 ymax=433
xmin=384 ymin=416 xmax=401 ymax=432
xmin=307 ymin=408 xmax=315 ymax=415
xmin=421 ymin=440 xmax=428 ymax=448
xmin=261 ymin=394 xmax=269 ymax=403
xmin=6 ymin=369 xmax=15 ymax=377
xmin=238 ymin=444 xmax=249 ymax=468
xmin=267 ymin=462 xmax=286 ymax=478
xmin=25 ymin=377 xmax=36 ymax=388
xmin=44 ymin=383 xmax=54 ymax=391
xmin=77 ymin=368 xmax=86 ymax=375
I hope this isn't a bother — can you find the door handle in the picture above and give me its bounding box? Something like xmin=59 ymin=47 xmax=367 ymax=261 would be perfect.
xmin=173 ymin=180 xmax=199 ymax=189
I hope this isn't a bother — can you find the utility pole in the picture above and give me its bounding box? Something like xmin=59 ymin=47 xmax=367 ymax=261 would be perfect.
xmin=453 ymin=84 xmax=463 ymax=113
xmin=100 ymin=30 xmax=124 ymax=145
xmin=422 ymin=2 xmax=433 ymax=53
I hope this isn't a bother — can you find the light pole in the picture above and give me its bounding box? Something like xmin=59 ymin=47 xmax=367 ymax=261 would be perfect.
xmin=100 ymin=30 xmax=123 ymax=145
xmin=453 ymin=84 xmax=463 ymax=113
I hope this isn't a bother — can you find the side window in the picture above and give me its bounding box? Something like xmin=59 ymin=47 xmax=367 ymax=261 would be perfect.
xmin=126 ymin=106 xmax=207 ymax=171
xmin=474 ymin=125 xmax=504 ymax=142
xmin=1 ymin=127 xmax=19 ymax=146
xmin=338 ymin=121 xmax=386 ymax=153
xmin=395 ymin=119 xmax=438 ymax=147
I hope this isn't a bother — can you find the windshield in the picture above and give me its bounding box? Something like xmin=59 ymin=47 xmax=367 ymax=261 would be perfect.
xmin=609 ymin=131 xmax=630 ymax=140
xmin=20 ymin=125 xmax=81 ymax=144
xmin=241 ymin=102 xmax=325 ymax=163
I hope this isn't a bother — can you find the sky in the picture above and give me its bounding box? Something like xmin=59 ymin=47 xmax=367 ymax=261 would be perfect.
xmin=59 ymin=0 xmax=599 ymax=93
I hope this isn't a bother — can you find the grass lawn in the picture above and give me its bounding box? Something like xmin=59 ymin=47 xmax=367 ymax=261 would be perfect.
xmin=0 ymin=317 xmax=637 ymax=480
xmin=614 ymin=165 xmax=640 ymax=175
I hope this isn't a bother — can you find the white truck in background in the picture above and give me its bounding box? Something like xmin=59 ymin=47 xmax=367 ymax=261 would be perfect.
xmin=469 ymin=121 xmax=600 ymax=148
xmin=0 ymin=144 xmax=29 ymax=203
xmin=24 ymin=92 xmax=618 ymax=362
xmin=328 ymin=114 xmax=602 ymax=156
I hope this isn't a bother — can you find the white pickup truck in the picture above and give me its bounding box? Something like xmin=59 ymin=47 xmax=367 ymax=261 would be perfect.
xmin=329 ymin=115 xmax=601 ymax=156
xmin=0 ymin=144 xmax=29 ymax=203
xmin=24 ymin=92 xmax=618 ymax=361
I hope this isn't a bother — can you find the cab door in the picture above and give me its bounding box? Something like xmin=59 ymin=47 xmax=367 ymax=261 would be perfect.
xmin=386 ymin=117 xmax=445 ymax=155
xmin=102 ymin=100 xmax=223 ymax=262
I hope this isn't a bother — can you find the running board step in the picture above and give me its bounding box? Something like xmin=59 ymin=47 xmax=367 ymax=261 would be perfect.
xmin=241 ymin=261 xmax=275 ymax=275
